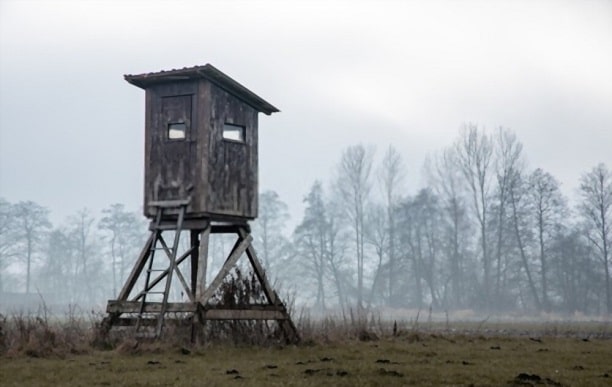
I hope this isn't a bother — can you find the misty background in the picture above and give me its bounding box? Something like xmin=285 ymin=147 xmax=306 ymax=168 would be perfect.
xmin=1 ymin=1 xmax=611 ymax=317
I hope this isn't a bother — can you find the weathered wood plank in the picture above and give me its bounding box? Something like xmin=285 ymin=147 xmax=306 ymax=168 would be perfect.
xmin=155 ymin=233 xmax=194 ymax=301
xmin=154 ymin=218 xmax=211 ymax=231
xmin=238 ymin=228 xmax=277 ymax=304
xmin=196 ymin=226 xmax=210 ymax=300
xmin=190 ymin=230 xmax=199 ymax=298
xmin=204 ymin=304 xmax=284 ymax=311
xmin=131 ymin=246 xmax=195 ymax=301
xmin=201 ymin=309 xmax=286 ymax=320
xmin=141 ymin=75 xmax=262 ymax=221
xmin=107 ymin=301 xmax=197 ymax=314
xmin=116 ymin=232 xmax=154 ymax=301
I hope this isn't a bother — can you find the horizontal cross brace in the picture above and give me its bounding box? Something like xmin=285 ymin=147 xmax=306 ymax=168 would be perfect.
xmin=107 ymin=301 xmax=197 ymax=314
xmin=200 ymin=308 xmax=287 ymax=320
xmin=107 ymin=301 xmax=287 ymax=320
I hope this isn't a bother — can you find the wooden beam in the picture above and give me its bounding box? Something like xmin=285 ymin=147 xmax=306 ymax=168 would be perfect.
xmin=174 ymin=265 xmax=194 ymax=302
xmin=107 ymin=301 xmax=197 ymax=314
xmin=154 ymin=218 xmax=210 ymax=231
xmin=117 ymin=232 xmax=154 ymax=301
xmin=190 ymin=230 xmax=199 ymax=297
xmin=196 ymin=226 xmax=210 ymax=300
xmin=108 ymin=301 xmax=285 ymax=320
xmin=111 ymin=308 xmax=286 ymax=323
xmin=238 ymin=228 xmax=277 ymax=304
xmin=201 ymin=309 xmax=287 ymax=320
xmin=157 ymin=235 xmax=194 ymax=301
xmin=198 ymin=234 xmax=253 ymax=304
xmin=131 ymin=246 xmax=195 ymax=301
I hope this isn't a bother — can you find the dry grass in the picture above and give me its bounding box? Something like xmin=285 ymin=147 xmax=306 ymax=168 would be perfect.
xmin=0 ymin=310 xmax=94 ymax=358
xmin=1 ymin=331 xmax=611 ymax=386
xmin=1 ymin=310 xmax=611 ymax=386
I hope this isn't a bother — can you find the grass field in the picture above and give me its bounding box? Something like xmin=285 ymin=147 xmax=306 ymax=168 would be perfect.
xmin=2 ymin=324 xmax=611 ymax=386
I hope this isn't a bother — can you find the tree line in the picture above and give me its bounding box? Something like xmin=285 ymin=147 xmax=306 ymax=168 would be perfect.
xmin=0 ymin=124 xmax=610 ymax=315
xmin=255 ymin=124 xmax=611 ymax=316
xmin=0 ymin=203 xmax=148 ymax=306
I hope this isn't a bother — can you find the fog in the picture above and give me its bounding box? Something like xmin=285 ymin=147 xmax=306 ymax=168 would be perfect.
xmin=1 ymin=1 xmax=611 ymax=318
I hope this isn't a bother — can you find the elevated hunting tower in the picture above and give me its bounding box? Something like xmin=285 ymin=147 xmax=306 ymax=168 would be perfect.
xmin=104 ymin=65 xmax=298 ymax=342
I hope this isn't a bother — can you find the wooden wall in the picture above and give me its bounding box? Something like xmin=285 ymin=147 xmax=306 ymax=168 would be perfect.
xmin=143 ymin=79 xmax=258 ymax=220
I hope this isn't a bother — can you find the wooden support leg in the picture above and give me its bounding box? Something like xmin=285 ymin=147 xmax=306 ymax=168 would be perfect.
xmin=237 ymin=227 xmax=300 ymax=344
xmin=190 ymin=230 xmax=199 ymax=297
xmin=196 ymin=226 xmax=210 ymax=301
xmin=117 ymin=232 xmax=155 ymax=301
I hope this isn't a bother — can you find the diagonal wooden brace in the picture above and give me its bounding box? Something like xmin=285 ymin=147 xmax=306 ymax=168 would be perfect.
xmin=197 ymin=234 xmax=253 ymax=304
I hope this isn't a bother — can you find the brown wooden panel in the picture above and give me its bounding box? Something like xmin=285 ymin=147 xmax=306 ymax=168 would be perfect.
xmin=144 ymin=82 xmax=199 ymax=218
xmin=205 ymin=83 xmax=258 ymax=219
xmin=142 ymin=78 xmax=260 ymax=220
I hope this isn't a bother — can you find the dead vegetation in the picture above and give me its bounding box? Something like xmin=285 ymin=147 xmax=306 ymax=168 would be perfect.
xmin=1 ymin=304 xmax=611 ymax=358
xmin=1 ymin=318 xmax=611 ymax=386
xmin=0 ymin=309 xmax=93 ymax=358
xmin=1 ymin=301 xmax=611 ymax=386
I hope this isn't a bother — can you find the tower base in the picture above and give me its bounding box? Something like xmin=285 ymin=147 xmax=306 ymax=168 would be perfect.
xmin=103 ymin=201 xmax=299 ymax=343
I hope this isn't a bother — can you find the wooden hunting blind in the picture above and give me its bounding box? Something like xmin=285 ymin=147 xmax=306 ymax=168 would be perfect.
xmin=104 ymin=65 xmax=298 ymax=342
xmin=125 ymin=64 xmax=278 ymax=221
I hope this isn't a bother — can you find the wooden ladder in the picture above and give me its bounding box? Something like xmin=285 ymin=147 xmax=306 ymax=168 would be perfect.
xmin=134 ymin=199 xmax=188 ymax=338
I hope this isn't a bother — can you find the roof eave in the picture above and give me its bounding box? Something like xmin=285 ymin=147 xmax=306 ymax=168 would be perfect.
xmin=124 ymin=65 xmax=279 ymax=115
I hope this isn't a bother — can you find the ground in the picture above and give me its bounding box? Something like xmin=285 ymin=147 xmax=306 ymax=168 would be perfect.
xmin=1 ymin=331 xmax=611 ymax=386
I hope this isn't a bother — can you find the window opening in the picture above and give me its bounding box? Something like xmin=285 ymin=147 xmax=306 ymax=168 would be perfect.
xmin=223 ymin=123 xmax=245 ymax=143
xmin=168 ymin=122 xmax=186 ymax=140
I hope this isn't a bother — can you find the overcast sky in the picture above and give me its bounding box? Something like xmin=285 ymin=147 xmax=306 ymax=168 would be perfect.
xmin=1 ymin=0 xmax=611 ymax=225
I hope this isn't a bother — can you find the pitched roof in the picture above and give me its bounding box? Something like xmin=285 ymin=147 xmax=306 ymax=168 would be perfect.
xmin=124 ymin=64 xmax=279 ymax=115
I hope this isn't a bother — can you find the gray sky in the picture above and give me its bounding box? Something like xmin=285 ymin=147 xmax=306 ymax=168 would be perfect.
xmin=1 ymin=0 xmax=611 ymax=225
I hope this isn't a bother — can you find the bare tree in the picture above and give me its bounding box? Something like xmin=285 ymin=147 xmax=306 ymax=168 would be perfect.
xmin=294 ymin=181 xmax=330 ymax=311
xmin=579 ymin=163 xmax=612 ymax=313
xmin=335 ymin=144 xmax=373 ymax=309
xmin=294 ymin=181 xmax=350 ymax=311
xmin=0 ymin=198 xmax=18 ymax=292
xmin=365 ymin=204 xmax=387 ymax=307
xmin=252 ymin=190 xmax=291 ymax=279
xmin=492 ymin=128 xmax=524 ymax=304
xmin=527 ymin=168 xmax=567 ymax=310
xmin=508 ymin=171 xmax=541 ymax=310
xmin=454 ymin=124 xmax=494 ymax=307
xmin=38 ymin=228 xmax=73 ymax=300
xmin=326 ymin=195 xmax=351 ymax=311
xmin=396 ymin=189 xmax=443 ymax=308
xmin=99 ymin=203 xmax=146 ymax=296
xmin=426 ymin=148 xmax=471 ymax=308
xmin=68 ymin=208 xmax=105 ymax=304
xmin=13 ymin=200 xmax=51 ymax=293
xmin=378 ymin=145 xmax=405 ymax=306
xmin=414 ymin=188 xmax=443 ymax=308
xmin=396 ymin=196 xmax=424 ymax=307
xmin=550 ymin=229 xmax=595 ymax=313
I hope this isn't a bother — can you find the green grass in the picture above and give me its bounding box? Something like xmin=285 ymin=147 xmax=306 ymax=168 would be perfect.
xmin=2 ymin=333 xmax=611 ymax=386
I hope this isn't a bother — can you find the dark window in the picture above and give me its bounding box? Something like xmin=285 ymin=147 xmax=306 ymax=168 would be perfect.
xmin=223 ymin=123 xmax=245 ymax=143
xmin=168 ymin=122 xmax=186 ymax=140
